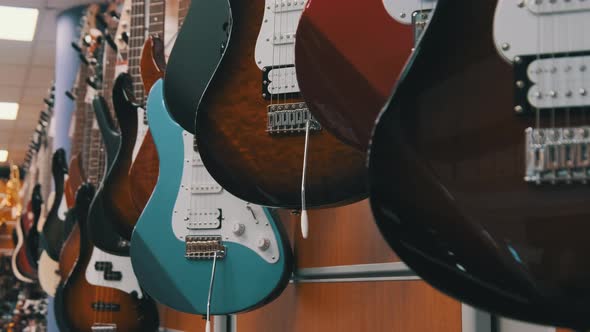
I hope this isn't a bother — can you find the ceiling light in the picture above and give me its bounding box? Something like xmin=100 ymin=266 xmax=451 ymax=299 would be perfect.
xmin=0 ymin=6 xmax=38 ymax=42
xmin=0 ymin=103 xmax=18 ymax=120
xmin=0 ymin=151 xmax=8 ymax=162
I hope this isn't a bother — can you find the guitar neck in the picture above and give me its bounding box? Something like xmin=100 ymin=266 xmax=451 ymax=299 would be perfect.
xmin=178 ymin=0 xmax=191 ymax=28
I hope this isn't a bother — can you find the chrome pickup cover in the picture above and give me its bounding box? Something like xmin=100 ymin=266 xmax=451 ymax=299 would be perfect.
xmin=525 ymin=126 xmax=590 ymax=184
xmin=185 ymin=235 xmax=226 ymax=260
xmin=91 ymin=323 xmax=117 ymax=332
xmin=267 ymin=102 xmax=321 ymax=135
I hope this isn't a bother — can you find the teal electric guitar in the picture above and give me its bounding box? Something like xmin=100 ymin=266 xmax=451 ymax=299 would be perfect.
xmin=130 ymin=79 xmax=293 ymax=317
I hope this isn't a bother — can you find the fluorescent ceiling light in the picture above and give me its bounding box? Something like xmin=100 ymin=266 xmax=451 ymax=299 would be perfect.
xmin=0 ymin=150 xmax=7 ymax=162
xmin=0 ymin=6 xmax=38 ymax=42
xmin=0 ymin=103 xmax=18 ymax=120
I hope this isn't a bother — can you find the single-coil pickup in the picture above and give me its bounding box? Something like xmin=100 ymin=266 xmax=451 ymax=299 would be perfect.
xmin=91 ymin=302 xmax=121 ymax=312
xmin=94 ymin=261 xmax=122 ymax=281
xmin=185 ymin=235 xmax=226 ymax=260
xmin=191 ymin=183 xmax=223 ymax=194
xmin=269 ymin=0 xmax=306 ymax=13
xmin=91 ymin=324 xmax=117 ymax=332
xmin=266 ymin=67 xmax=300 ymax=96
xmin=270 ymin=32 xmax=296 ymax=45
xmin=526 ymin=55 xmax=589 ymax=109
xmin=525 ymin=126 xmax=590 ymax=184
xmin=267 ymin=103 xmax=321 ymax=135
xmin=186 ymin=209 xmax=221 ymax=230
xmin=527 ymin=0 xmax=590 ymax=15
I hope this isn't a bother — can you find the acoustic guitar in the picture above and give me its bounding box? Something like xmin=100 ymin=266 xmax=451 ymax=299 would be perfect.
xmin=295 ymin=0 xmax=434 ymax=150
xmin=168 ymin=0 xmax=366 ymax=209
xmin=368 ymin=0 xmax=590 ymax=329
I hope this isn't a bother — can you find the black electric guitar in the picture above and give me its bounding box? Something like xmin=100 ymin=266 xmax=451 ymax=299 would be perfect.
xmin=369 ymin=0 xmax=590 ymax=329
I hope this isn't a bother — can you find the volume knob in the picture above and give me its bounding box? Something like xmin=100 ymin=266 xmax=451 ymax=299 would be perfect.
xmin=257 ymin=238 xmax=271 ymax=251
xmin=232 ymin=223 xmax=245 ymax=236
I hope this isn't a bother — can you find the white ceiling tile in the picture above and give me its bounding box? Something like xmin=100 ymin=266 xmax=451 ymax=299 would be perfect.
xmin=0 ymin=65 xmax=28 ymax=86
xmin=0 ymin=86 xmax=21 ymax=101
xmin=31 ymin=41 xmax=55 ymax=66
xmin=35 ymin=9 xmax=58 ymax=42
xmin=20 ymin=86 xmax=48 ymax=104
xmin=26 ymin=66 xmax=54 ymax=87
xmin=0 ymin=41 xmax=33 ymax=65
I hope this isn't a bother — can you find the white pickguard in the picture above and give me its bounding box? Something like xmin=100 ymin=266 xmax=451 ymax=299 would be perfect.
xmin=38 ymin=252 xmax=60 ymax=297
xmin=132 ymin=107 xmax=149 ymax=162
xmin=85 ymin=247 xmax=144 ymax=297
xmin=494 ymin=0 xmax=590 ymax=62
xmin=382 ymin=0 xmax=436 ymax=25
xmin=254 ymin=0 xmax=306 ymax=70
xmin=171 ymin=132 xmax=280 ymax=264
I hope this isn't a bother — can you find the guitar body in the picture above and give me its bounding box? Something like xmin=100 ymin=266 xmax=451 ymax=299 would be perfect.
xmin=131 ymin=80 xmax=292 ymax=314
xmin=61 ymin=183 xmax=159 ymax=332
xmin=102 ymin=72 xmax=140 ymax=240
xmin=86 ymin=80 xmax=129 ymax=256
xmin=190 ymin=0 xmax=366 ymax=208
xmin=295 ymin=0 xmax=414 ymax=150
xmin=368 ymin=0 xmax=590 ymax=329
xmin=24 ymin=185 xmax=43 ymax=271
xmin=129 ymin=36 xmax=166 ymax=217
xmin=11 ymin=190 xmax=41 ymax=282
xmin=41 ymin=149 xmax=68 ymax=261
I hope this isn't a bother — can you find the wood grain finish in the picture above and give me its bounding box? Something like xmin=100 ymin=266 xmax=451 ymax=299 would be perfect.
xmin=61 ymin=183 xmax=159 ymax=332
xmin=238 ymin=282 xmax=461 ymax=332
xmin=295 ymin=0 xmax=413 ymax=150
xmin=65 ymin=154 xmax=85 ymax=209
xmin=194 ymin=0 xmax=367 ymax=209
xmin=368 ymin=0 xmax=590 ymax=329
xmin=128 ymin=36 xmax=166 ymax=217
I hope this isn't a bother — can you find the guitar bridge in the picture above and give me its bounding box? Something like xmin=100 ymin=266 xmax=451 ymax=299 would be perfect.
xmin=525 ymin=127 xmax=590 ymax=184
xmin=267 ymin=102 xmax=321 ymax=135
xmin=185 ymin=235 xmax=226 ymax=260
xmin=91 ymin=323 xmax=117 ymax=332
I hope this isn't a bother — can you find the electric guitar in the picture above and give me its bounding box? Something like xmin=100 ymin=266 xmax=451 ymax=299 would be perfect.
xmin=168 ymin=0 xmax=366 ymax=209
xmin=12 ymin=184 xmax=42 ymax=283
xmin=102 ymin=0 xmax=166 ymax=240
xmin=131 ymin=78 xmax=293 ymax=316
xmin=368 ymin=0 xmax=590 ymax=329
xmin=61 ymin=183 xmax=159 ymax=331
xmin=295 ymin=0 xmax=435 ymax=150
xmin=36 ymin=149 xmax=68 ymax=296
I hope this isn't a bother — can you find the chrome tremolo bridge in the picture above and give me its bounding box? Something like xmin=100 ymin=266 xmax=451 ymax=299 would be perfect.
xmin=91 ymin=323 xmax=117 ymax=332
xmin=185 ymin=235 xmax=226 ymax=260
xmin=525 ymin=126 xmax=590 ymax=184
xmin=267 ymin=102 xmax=321 ymax=135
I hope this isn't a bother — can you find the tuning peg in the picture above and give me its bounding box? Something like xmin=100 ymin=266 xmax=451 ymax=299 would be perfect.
xmin=79 ymin=53 xmax=90 ymax=66
xmin=43 ymin=97 xmax=54 ymax=108
xmin=105 ymin=33 xmax=117 ymax=52
xmin=120 ymin=31 xmax=129 ymax=45
xmin=71 ymin=42 xmax=82 ymax=53
xmin=65 ymin=89 xmax=76 ymax=101
xmin=86 ymin=77 xmax=100 ymax=90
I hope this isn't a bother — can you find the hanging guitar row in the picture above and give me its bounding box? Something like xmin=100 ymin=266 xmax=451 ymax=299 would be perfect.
xmin=10 ymin=0 xmax=590 ymax=330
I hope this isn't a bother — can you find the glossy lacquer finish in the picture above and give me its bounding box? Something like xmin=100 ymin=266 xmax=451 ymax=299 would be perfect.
xmin=295 ymin=0 xmax=412 ymax=150
xmin=86 ymin=76 xmax=129 ymax=256
xmin=128 ymin=36 xmax=166 ymax=223
xmin=193 ymin=0 xmax=367 ymax=208
xmin=42 ymin=149 xmax=68 ymax=261
xmin=131 ymin=80 xmax=292 ymax=314
xmin=369 ymin=0 xmax=590 ymax=329
xmin=61 ymin=183 xmax=159 ymax=332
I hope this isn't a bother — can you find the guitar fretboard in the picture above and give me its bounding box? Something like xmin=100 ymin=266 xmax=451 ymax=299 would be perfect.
xmin=178 ymin=0 xmax=191 ymax=28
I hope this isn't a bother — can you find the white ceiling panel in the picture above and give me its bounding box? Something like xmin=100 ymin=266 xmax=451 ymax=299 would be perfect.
xmin=0 ymin=65 xmax=28 ymax=86
xmin=0 ymin=42 xmax=33 ymax=65
xmin=26 ymin=66 xmax=54 ymax=87
xmin=0 ymin=86 xmax=21 ymax=101
xmin=20 ymin=86 xmax=50 ymax=104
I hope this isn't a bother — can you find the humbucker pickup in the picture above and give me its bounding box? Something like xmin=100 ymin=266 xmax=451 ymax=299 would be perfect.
xmin=262 ymin=65 xmax=300 ymax=99
xmin=91 ymin=324 xmax=117 ymax=332
xmin=525 ymin=126 xmax=590 ymax=184
xmin=185 ymin=235 xmax=226 ymax=260
xmin=187 ymin=209 xmax=222 ymax=230
xmin=267 ymin=102 xmax=321 ymax=135
xmin=91 ymin=302 xmax=121 ymax=312
xmin=514 ymin=52 xmax=589 ymax=114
